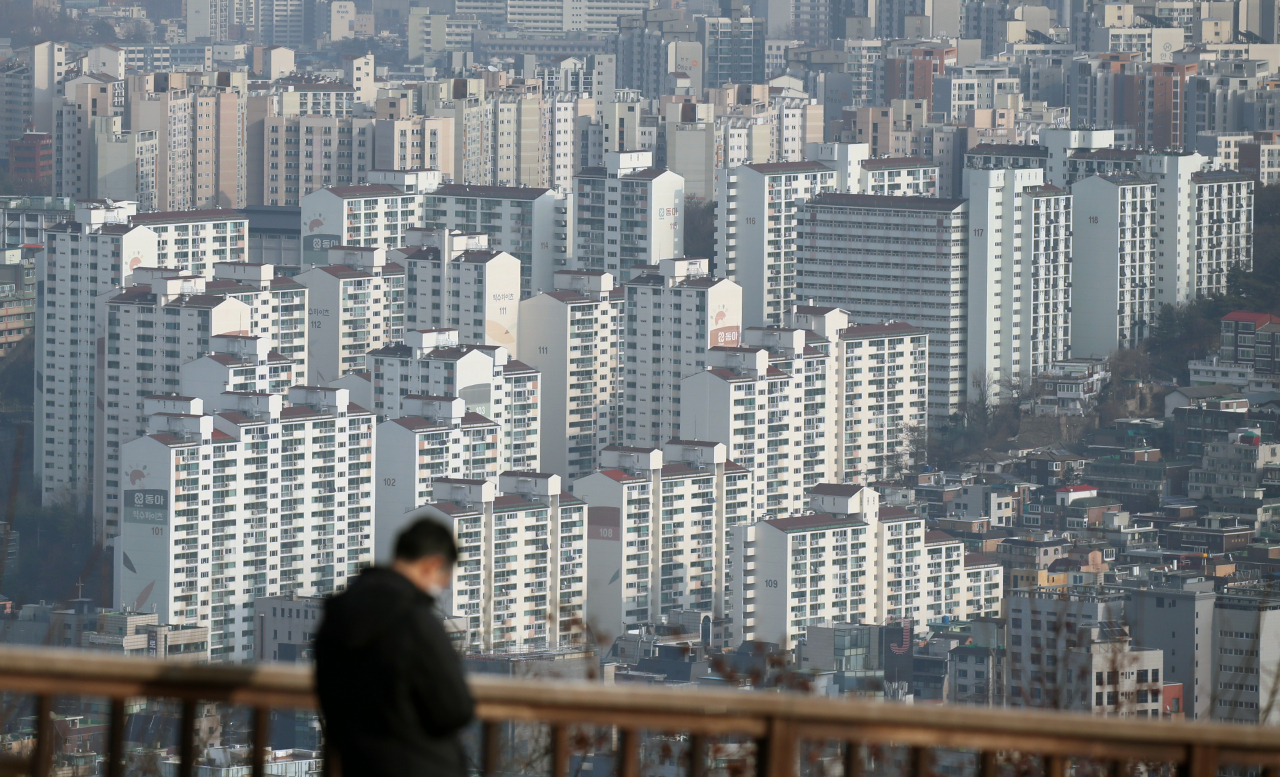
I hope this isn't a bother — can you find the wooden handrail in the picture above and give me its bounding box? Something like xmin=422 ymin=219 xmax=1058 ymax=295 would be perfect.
xmin=1 ymin=645 xmax=1280 ymax=776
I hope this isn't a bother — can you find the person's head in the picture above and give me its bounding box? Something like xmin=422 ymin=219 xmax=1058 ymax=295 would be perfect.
xmin=391 ymin=518 xmax=458 ymax=596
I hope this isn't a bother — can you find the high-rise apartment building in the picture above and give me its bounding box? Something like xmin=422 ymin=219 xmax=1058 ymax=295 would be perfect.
xmin=421 ymin=78 xmax=494 ymax=187
xmin=819 ymin=316 xmax=929 ymax=482
xmin=128 ymin=80 xmax=247 ymax=211
xmin=350 ymin=327 xmax=542 ymax=473
xmin=795 ymin=193 xmax=968 ymax=428
xmin=964 ymin=166 xmax=1072 ymax=395
xmin=298 ymin=179 xmax=428 ymax=263
xmin=698 ymin=13 xmax=766 ymax=89
xmin=683 ymin=327 xmax=833 ymax=516
xmin=1070 ymin=175 xmax=1157 ymax=358
xmin=36 ymin=201 xmax=157 ymax=509
xmin=573 ymin=441 xmax=756 ymax=639
xmin=94 ymin=273 xmax=256 ymax=540
xmin=492 ymin=83 xmax=551 ymax=188
xmin=573 ymin=150 xmax=685 ymax=280
xmin=714 ymin=161 xmax=836 ymax=327
xmin=422 ymin=473 xmax=587 ymax=652
xmin=392 ymin=232 xmax=521 ymax=349
xmin=622 ymin=258 xmax=742 ymax=444
xmin=114 ymin=387 xmax=376 ymax=662
xmin=373 ymin=396 xmax=502 ymax=558
xmin=261 ymin=115 xmax=375 ymax=206
xmin=732 ymin=485 xmax=999 ymax=649
xmin=423 ymin=184 xmax=568 ymax=299
xmin=295 ymin=246 xmax=405 ymax=383
xmin=517 ymin=270 xmax=623 ymax=480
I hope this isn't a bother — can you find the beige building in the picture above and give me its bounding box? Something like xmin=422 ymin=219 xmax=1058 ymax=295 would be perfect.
xmin=494 ymin=83 xmax=551 ymax=187
xmin=129 ymin=76 xmax=247 ymax=210
xmin=261 ymin=114 xmax=375 ymax=206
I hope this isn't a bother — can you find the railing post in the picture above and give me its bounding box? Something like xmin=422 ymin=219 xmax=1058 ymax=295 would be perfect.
xmin=689 ymin=734 xmax=707 ymax=777
xmin=618 ymin=728 xmax=640 ymax=777
xmin=177 ymin=700 xmax=197 ymax=777
xmin=549 ymin=723 xmax=569 ymax=777
xmin=844 ymin=742 xmax=864 ymax=777
xmin=480 ymin=720 xmax=501 ymax=777
xmin=908 ymin=746 xmax=935 ymax=777
xmin=105 ymin=698 xmax=126 ymax=777
xmin=1184 ymin=745 xmax=1218 ymax=777
xmin=31 ymin=694 xmax=53 ymax=777
xmin=977 ymin=751 xmax=998 ymax=777
xmin=1110 ymin=758 xmax=1128 ymax=777
xmin=1045 ymin=754 xmax=1066 ymax=777
xmin=756 ymin=717 xmax=794 ymax=777
xmin=251 ymin=706 xmax=270 ymax=777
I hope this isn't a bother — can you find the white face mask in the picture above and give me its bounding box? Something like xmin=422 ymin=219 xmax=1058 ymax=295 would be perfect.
xmin=424 ymin=581 xmax=446 ymax=598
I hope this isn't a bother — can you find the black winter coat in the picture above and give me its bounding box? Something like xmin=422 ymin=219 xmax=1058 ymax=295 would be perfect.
xmin=314 ymin=567 xmax=475 ymax=777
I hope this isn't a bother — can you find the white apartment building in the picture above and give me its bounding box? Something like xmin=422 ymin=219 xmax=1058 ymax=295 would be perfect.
xmin=178 ymin=334 xmax=298 ymax=404
xmin=299 ymin=180 xmax=426 ymax=264
xmin=131 ymin=210 xmax=248 ymax=276
xmin=795 ymin=193 xmax=968 ymax=427
xmin=295 ymin=246 xmax=406 ymax=384
xmin=713 ymin=161 xmax=837 ymax=327
xmin=422 ymin=473 xmax=587 ymax=653
xmin=1070 ymin=175 xmax=1158 ymax=358
xmin=683 ymin=327 xmax=833 ymax=517
xmin=823 ymin=317 xmax=929 ymax=483
xmin=573 ymin=441 xmax=756 ymax=640
xmin=373 ymin=395 xmax=501 ymax=559
xmin=262 ymin=115 xmax=376 ymax=206
xmin=1131 ymin=152 xmax=1218 ymax=305
xmin=392 ymin=232 xmax=521 ymax=351
xmin=964 ymin=167 xmax=1072 ymax=395
xmin=573 ymin=151 xmax=684 ymax=281
xmin=859 ymin=157 xmax=940 ymax=197
xmin=622 ymin=258 xmax=742 ymax=445
xmin=1188 ymin=171 xmax=1253 ymax=300
xmin=204 ymin=262 xmax=309 ymax=371
xmin=37 ymin=200 xmax=157 ymax=510
xmin=94 ymin=274 xmax=255 ymax=540
xmin=113 ymin=387 xmax=376 ymax=662
xmin=804 ymin=142 xmax=871 ymax=192
xmin=422 ymin=184 xmax=568 ymax=299
xmin=351 ymin=328 xmax=542 ymax=473
xmin=517 ymin=270 xmax=623 ymax=480
xmin=733 ymin=485 xmax=999 ymax=650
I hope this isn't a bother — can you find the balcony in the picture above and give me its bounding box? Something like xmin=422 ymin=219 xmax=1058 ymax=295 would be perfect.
xmin=1 ymin=645 xmax=1279 ymax=777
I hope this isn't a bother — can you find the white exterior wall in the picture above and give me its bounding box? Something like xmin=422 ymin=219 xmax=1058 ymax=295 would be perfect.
xmin=295 ymin=248 xmax=405 ymax=384
xmin=621 ymin=259 xmax=743 ymax=444
xmin=373 ymin=404 xmax=500 ymax=561
xmin=572 ymin=151 xmax=685 ymax=281
xmin=964 ymin=167 xmax=1072 ymax=396
xmin=424 ymin=475 xmax=587 ymax=653
xmin=114 ymin=388 xmax=375 ymax=663
xmin=1070 ymin=176 xmax=1157 ymax=359
xmin=516 ymin=273 xmax=621 ymax=480
xmin=572 ymin=442 xmax=755 ymax=641
xmin=714 ymin=162 xmax=837 ymax=327
xmin=36 ymin=202 xmax=156 ymax=511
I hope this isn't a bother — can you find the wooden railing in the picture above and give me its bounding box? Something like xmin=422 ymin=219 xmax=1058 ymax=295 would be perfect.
xmin=1 ymin=645 xmax=1280 ymax=777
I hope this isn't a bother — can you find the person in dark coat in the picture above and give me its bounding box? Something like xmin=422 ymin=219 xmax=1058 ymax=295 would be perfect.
xmin=315 ymin=518 xmax=475 ymax=777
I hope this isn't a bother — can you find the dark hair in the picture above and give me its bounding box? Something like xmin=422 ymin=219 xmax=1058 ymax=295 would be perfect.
xmin=394 ymin=518 xmax=459 ymax=564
